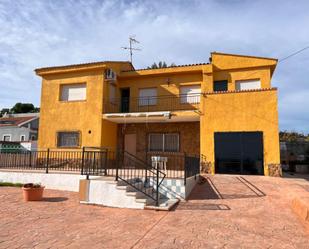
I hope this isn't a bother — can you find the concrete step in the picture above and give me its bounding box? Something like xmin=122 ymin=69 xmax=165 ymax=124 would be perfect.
xmin=145 ymin=198 xmax=180 ymax=211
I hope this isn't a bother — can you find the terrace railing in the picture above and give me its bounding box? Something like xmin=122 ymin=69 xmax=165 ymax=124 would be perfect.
xmin=0 ymin=148 xmax=116 ymax=176
xmin=103 ymin=93 xmax=201 ymax=114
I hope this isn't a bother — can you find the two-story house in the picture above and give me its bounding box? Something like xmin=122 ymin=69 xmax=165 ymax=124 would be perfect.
xmin=35 ymin=52 xmax=280 ymax=177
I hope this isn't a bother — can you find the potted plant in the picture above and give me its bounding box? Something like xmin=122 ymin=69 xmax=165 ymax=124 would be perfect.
xmin=22 ymin=183 xmax=45 ymax=201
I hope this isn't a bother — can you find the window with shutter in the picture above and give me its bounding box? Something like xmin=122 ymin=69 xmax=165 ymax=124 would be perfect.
xmin=60 ymin=83 xmax=86 ymax=101
xmin=235 ymin=79 xmax=261 ymax=91
xmin=180 ymin=85 xmax=201 ymax=104
xmin=139 ymin=88 xmax=157 ymax=106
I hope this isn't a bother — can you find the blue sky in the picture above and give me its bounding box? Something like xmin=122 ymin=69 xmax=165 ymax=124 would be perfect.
xmin=0 ymin=0 xmax=309 ymax=132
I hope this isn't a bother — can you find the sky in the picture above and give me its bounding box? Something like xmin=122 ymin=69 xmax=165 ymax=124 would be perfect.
xmin=0 ymin=0 xmax=309 ymax=132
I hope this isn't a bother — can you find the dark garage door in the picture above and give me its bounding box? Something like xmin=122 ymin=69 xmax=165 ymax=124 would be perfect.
xmin=215 ymin=132 xmax=264 ymax=175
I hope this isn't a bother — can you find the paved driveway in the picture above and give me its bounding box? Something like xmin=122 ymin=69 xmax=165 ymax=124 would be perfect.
xmin=1 ymin=175 xmax=309 ymax=249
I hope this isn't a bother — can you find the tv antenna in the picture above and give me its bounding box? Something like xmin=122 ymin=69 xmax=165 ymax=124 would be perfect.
xmin=121 ymin=36 xmax=141 ymax=64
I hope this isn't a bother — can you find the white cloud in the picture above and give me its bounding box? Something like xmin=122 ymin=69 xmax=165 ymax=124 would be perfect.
xmin=0 ymin=0 xmax=309 ymax=132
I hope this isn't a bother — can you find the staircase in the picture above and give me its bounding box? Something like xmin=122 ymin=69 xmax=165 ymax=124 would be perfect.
xmin=82 ymin=176 xmax=178 ymax=210
xmin=80 ymin=150 xmax=179 ymax=210
xmin=116 ymin=178 xmax=179 ymax=210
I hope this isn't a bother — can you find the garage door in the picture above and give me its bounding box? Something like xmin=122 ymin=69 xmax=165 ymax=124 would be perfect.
xmin=214 ymin=132 xmax=264 ymax=175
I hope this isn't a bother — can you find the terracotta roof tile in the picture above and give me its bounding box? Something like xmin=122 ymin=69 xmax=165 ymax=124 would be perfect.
xmin=0 ymin=116 xmax=37 ymax=127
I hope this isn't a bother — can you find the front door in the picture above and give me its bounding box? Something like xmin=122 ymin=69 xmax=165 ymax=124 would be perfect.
xmin=214 ymin=132 xmax=264 ymax=175
xmin=120 ymin=88 xmax=130 ymax=113
xmin=124 ymin=134 xmax=136 ymax=156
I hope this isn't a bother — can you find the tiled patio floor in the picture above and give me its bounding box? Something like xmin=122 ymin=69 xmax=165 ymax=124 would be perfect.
xmin=1 ymin=175 xmax=309 ymax=249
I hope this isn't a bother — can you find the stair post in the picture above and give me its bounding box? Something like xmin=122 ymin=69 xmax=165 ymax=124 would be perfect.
xmin=156 ymin=165 xmax=159 ymax=206
xmin=115 ymin=150 xmax=119 ymax=181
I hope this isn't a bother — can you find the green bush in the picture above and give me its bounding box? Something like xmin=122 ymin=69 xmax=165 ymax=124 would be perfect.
xmin=0 ymin=182 xmax=23 ymax=187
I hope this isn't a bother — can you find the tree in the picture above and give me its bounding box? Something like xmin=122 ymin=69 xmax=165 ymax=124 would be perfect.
xmin=279 ymin=130 xmax=308 ymax=142
xmin=10 ymin=103 xmax=37 ymax=114
xmin=147 ymin=61 xmax=176 ymax=69
xmin=0 ymin=108 xmax=10 ymax=117
xmin=0 ymin=103 xmax=40 ymax=117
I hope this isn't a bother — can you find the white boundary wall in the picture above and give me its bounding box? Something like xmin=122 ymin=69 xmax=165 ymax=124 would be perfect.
xmin=0 ymin=171 xmax=96 ymax=192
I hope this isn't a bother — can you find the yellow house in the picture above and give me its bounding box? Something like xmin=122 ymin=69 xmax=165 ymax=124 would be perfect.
xmin=35 ymin=52 xmax=280 ymax=177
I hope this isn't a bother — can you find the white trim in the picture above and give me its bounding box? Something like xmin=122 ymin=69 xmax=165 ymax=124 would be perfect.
xmin=18 ymin=116 xmax=39 ymax=127
xmin=148 ymin=133 xmax=179 ymax=152
xmin=2 ymin=134 xmax=11 ymax=141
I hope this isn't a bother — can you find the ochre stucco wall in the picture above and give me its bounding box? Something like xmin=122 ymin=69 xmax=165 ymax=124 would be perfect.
xmin=200 ymin=89 xmax=280 ymax=176
xmin=38 ymin=69 xmax=117 ymax=149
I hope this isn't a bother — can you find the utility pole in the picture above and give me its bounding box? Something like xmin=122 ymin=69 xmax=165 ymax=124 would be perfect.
xmin=122 ymin=36 xmax=141 ymax=64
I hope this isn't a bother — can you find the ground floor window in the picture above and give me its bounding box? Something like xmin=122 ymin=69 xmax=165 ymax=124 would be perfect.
xmin=148 ymin=133 xmax=179 ymax=152
xmin=57 ymin=131 xmax=80 ymax=148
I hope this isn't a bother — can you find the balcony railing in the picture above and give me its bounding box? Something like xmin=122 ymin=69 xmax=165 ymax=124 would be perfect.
xmin=103 ymin=94 xmax=201 ymax=114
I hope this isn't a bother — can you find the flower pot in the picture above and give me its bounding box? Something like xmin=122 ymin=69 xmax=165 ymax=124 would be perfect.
xmin=22 ymin=186 xmax=45 ymax=201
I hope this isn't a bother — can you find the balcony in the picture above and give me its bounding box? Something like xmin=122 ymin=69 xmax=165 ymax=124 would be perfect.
xmin=102 ymin=94 xmax=202 ymax=123
xmin=103 ymin=94 xmax=201 ymax=114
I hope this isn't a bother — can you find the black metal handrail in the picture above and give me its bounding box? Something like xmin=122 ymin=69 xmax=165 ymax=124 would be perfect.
xmin=116 ymin=150 xmax=166 ymax=206
xmin=103 ymin=93 xmax=202 ymax=114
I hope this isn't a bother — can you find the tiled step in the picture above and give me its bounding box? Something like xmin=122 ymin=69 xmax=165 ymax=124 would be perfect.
xmin=145 ymin=198 xmax=180 ymax=211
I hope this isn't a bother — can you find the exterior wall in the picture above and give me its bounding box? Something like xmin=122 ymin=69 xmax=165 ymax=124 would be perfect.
xmin=212 ymin=67 xmax=271 ymax=90
xmin=115 ymin=72 xmax=202 ymax=114
xmin=0 ymin=126 xmax=31 ymax=142
xmin=0 ymin=171 xmax=93 ymax=192
xmin=200 ymin=89 xmax=280 ymax=175
xmin=38 ymin=69 xmax=117 ymax=149
xmin=117 ymin=122 xmax=200 ymax=161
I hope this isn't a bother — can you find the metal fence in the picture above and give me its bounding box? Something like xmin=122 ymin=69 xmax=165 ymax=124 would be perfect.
xmin=0 ymin=148 xmax=203 ymax=183
xmin=0 ymin=148 xmax=116 ymax=176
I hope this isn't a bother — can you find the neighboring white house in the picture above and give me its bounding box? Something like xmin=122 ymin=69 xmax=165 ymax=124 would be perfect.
xmin=0 ymin=113 xmax=39 ymax=144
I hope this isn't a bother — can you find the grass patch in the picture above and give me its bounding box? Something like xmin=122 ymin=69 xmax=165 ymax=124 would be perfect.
xmin=0 ymin=182 xmax=23 ymax=187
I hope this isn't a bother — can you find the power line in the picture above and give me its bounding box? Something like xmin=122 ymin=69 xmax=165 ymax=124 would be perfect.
xmin=279 ymin=45 xmax=309 ymax=63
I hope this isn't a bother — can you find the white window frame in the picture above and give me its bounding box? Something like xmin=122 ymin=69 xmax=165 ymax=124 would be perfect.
xmin=148 ymin=133 xmax=179 ymax=152
xmin=57 ymin=131 xmax=80 ymax=148
xmin=2 ymin=134 xmax=11 ymax=142
xmin=139 ymin=88 xmax=157 ymax=106
xmin=60 ymin=83 xmax=87 ymax=102
xmin=20 ymin=135 xmax=26 ymax=142
xmin=235 ymin=79 xmax=261 ymax=91
xmin=180 ymin=85 xmax=201 ymax=104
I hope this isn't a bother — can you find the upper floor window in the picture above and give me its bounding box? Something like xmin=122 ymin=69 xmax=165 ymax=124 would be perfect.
xmin=213 ymin=80 xmax=228 ymax=92
xmin=235 ymin=79 xmax=261 ymax=91
xmin=57 ymin=131 xmax=80 ymax=148
xmin=180 ymin=85 xmax=201 ymax=104
xmin=60 ymin=83 xmax=86 ymax=101
xmin=139 ymin=88 xmax=157 ymax=106
xmin=20 ymin=135 xmax=25 ymax=142
xmin=2 ymin=135 xmax=11 ymax=141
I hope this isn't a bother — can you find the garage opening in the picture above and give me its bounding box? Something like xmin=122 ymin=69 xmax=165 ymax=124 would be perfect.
xmin=214 ymin=132 xmax=264 ymax=175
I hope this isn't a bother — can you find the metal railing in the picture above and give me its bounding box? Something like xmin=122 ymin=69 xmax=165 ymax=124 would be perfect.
xmin=103 ymin=93 xmax=201 ymax=114
xmin=116 ymin=150 xmax=166 ymax=206
xmin=0 ymin=148 xmax=116 ymax=175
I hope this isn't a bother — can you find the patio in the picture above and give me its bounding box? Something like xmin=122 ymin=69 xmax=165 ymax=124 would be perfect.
xmin=1 ymin=175 xmax=309 ymax=248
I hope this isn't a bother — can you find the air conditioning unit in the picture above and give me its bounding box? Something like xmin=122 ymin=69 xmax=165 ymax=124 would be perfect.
xmin=105 ymin=69 xmax=116 ymax=80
